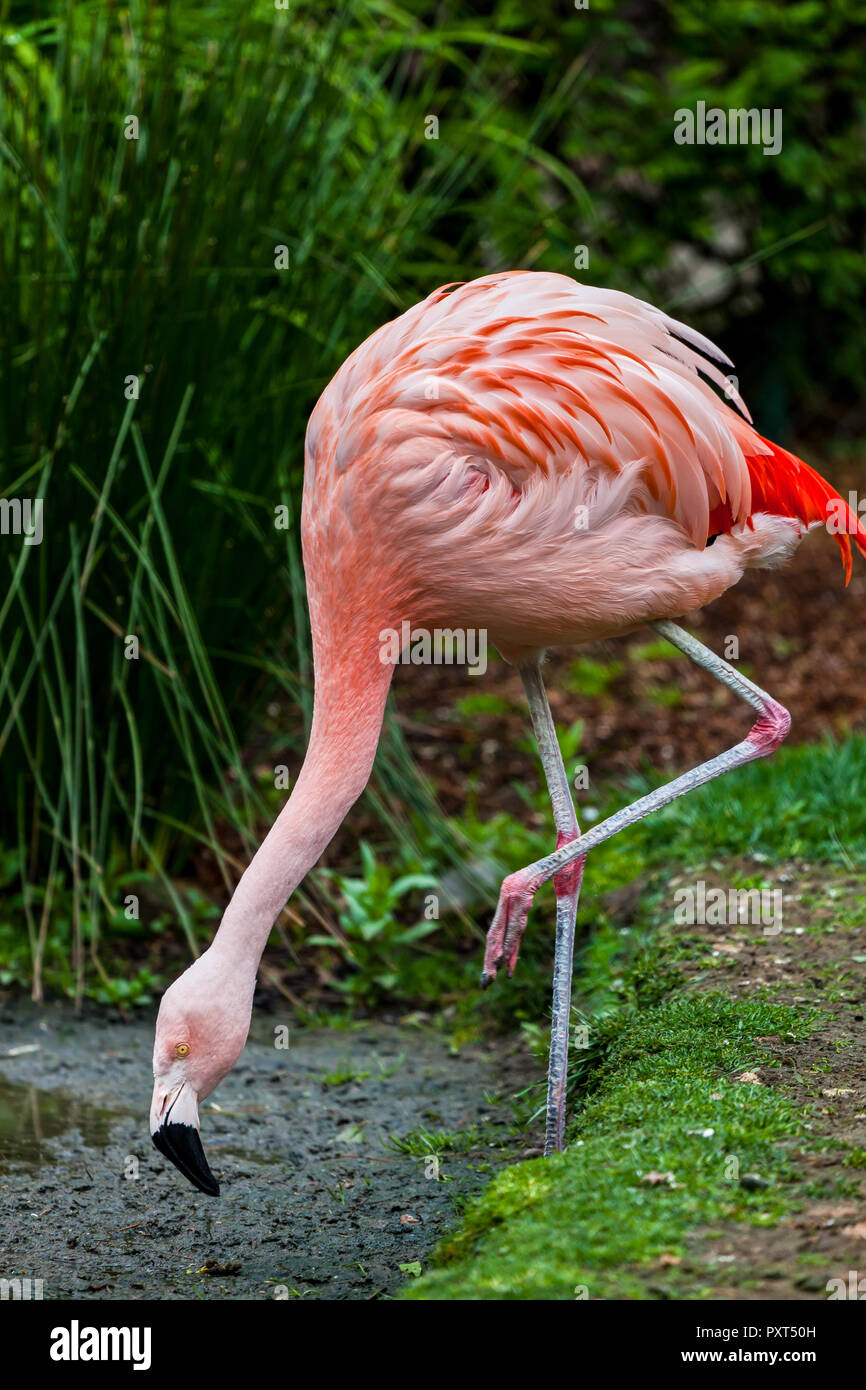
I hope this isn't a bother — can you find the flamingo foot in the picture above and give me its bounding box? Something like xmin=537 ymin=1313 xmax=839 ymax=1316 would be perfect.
xmin=481 ymin=868 xmax=542 ymax=986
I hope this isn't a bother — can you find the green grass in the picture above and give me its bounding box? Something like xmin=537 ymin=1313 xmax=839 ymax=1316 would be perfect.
xmin=405 ymin=993 xmax=818 ymax=1299
xmin=400 ymin=730 xmax=866 ymax=1298
xmin=459 ymin=731 xmax=866 ymax=913
xmin=637 ymin=733 xmax=866 ymax=869
xmin=320 ymin=1053 xmax=405 ymax=1085
xmin=370 ymin=729 xmax=866 ymax=1035
xmin=385 ymin=1123 xmax=483 ymax=1157
xmin=320 ymin=1059 xmax=372 ymax=1087
xmin=491 ymin=728 xmax=866 ymax=914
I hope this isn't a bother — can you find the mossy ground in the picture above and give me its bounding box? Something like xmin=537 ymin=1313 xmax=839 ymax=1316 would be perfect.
xmin=405 ymin=864 xmax=866 ymax=1300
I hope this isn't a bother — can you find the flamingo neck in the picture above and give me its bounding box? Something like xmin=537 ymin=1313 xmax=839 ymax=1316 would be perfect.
xmin=209 ymin=649 xmax=393 ymax=977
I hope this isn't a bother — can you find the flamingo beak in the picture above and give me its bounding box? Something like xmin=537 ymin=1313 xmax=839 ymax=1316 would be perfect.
xmin=150 ymin=1080 xmax=220 ymax=1196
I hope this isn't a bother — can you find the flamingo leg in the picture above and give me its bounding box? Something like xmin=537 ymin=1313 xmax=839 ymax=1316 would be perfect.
xmin=485 ymin=660 xmax=586 ymax=1155
xmin=482 ymin=621 xmax=791 ymax=1152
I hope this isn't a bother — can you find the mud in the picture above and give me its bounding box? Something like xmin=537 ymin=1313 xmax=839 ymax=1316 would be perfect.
xmin=0 ymin=1000 xmax=537 ymax=1300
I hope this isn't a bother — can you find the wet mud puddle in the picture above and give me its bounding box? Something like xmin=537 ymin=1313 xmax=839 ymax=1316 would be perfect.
xmin=0 ymin=1076 xmax=126 ymax=1171
xmin=0 ymin=1001 xmax=536 ymax=1299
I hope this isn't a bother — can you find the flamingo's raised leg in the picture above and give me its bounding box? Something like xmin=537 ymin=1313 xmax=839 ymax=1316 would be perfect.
xmin=482 ymin=659 xmax=586 ymax=1155
xmin=482 ymin=621 xmax=791 ymax=1154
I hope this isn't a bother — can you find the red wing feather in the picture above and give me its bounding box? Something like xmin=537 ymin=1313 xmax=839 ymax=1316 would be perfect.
xmin=708 ymin=433 xmax=866 ymax=585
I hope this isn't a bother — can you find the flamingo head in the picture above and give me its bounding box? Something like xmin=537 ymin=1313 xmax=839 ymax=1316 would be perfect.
xmin=150 ymin=949 xmax=253 ymax=1196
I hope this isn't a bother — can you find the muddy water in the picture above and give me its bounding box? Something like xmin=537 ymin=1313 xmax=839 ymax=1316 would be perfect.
xmin=0 ymin=1000 xmax=536 ymax=1300
xmin=0 ymin=1076 xmax=125 ymax=1168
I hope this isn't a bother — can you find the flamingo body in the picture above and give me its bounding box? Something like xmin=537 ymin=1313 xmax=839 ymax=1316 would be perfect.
xmin=304 ymin=271 xmax=864 ymax=663
xmin=150 ymin=272 xmax=864 ymax=1190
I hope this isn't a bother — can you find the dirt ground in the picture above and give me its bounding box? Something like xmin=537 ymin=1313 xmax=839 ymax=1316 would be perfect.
xmin=0 ymin=1002 xmax=537 ymax=1300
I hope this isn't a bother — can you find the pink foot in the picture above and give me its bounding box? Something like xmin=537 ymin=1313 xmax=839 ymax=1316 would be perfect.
xmin=481 ymin=829 xmax=586 ymax=988
xmin=481 ymin=868 xmax=541 ymax=985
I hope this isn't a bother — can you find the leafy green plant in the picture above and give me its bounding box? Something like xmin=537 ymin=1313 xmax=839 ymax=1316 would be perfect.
xmin=646 ymin=684 xmax=684 ymax=709
xmin=310 ymin=843 xmax=438 ymax=1005
xmin=568 ymin=657 xmax=625 ymax=699
xmin=89 ymin=967 xmax=160 ymax=1008
xmin=453 ymin=693 xmax=512 ymax=719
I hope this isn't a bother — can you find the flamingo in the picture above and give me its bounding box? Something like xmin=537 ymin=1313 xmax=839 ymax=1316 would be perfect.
xmin=150 ymin=271 xmax=866 ymax=1193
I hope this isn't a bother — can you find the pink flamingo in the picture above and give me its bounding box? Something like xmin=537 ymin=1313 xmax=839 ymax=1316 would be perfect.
xmin=150 ymin=271 xmax=866 ymax=1192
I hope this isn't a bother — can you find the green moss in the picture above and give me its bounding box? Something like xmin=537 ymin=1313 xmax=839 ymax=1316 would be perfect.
xmin=405 ymin=994 xmax=817 ymax=1300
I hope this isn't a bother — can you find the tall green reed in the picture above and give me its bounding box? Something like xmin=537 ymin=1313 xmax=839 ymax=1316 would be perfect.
xmin=0 ymin=0 xmax=584 ymax=1000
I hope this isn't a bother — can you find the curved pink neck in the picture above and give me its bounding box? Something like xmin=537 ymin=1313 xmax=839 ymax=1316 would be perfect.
xmin=211 ymin=639 xmax=393 ymax=975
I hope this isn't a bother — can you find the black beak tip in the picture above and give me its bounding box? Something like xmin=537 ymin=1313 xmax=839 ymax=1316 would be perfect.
xmin=152 ymin=1122 xmax=220 ymax=1197
xmin=151 ymin=1127 xmax=171 ymax=1159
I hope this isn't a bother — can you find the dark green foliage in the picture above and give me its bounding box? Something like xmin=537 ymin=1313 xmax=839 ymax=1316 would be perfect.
xmin=450 ymin=0 xmax=866 ymax=434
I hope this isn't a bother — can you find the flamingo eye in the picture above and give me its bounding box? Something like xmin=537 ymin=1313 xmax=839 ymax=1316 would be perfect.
xmin=175 ymin=1043 xmax=190 ymax=1057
